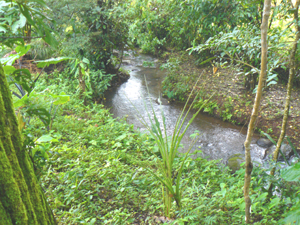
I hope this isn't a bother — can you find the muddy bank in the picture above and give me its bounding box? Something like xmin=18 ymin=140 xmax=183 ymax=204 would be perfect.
xmin=160 ymin=50 xmax=300 ymax=152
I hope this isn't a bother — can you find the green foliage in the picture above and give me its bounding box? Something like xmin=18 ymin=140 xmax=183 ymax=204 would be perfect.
xmin=142 ymin=61 xmax=155 ymax=67
xmin=281 ymin=162 xmax=300 ymax=182
xmin=127 ymin=0 xmax=262 ymax=52
xmin=0 ymin=0 xmax=58 ymax=48
xmin=161 ymin=58 xmax=192 ymax=101
xmin=4 ymin=51 xmax=71 ymax=128
xmin=220 ymin=96 xmax=234 ymax=122
xmin=36 ymin=66 xmax=114 ymax=104
xmin=28 ymin=38 xmax=55 ymax=60
xmin=193 ymin=97 xmax=218 ymax=115
xmin=280 ymin=203 xmax=300 ymax=225
xmin=88 ymin=69 xmax=115 ymax=99
xmin=36 ymin=57 xmax=74 ymax=68
xmin=46 ymin=0 xmax=129 ymax=72
xmin=190 ymin=26 xmax=290 ymax=90
xmin=160 ymin=58 xmax=181 ymax=73
xmin=278 ymin=162 xmax=300 ymax=224
xmin=40 ymin=103 xmax=161 ymax=224
xmin=29 ymin=94 xmax=299 ymax=224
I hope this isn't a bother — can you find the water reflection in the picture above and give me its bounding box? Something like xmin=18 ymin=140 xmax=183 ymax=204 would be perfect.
xmin=104 ymin=52 xmax=264 ymax=164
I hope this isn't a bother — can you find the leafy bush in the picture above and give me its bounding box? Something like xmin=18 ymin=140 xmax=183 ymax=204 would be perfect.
xmin=37 ymin=66 xmax=114 ymax=103
xmin=190 ymin=26 xmax=290 ymax=91
xmin=46 ymin=0 xmax=129 ymax=72
xmin=127 ymin=0 xmax=261 ymax=52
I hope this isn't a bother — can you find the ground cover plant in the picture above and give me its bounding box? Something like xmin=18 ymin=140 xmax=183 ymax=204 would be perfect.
xmin=29 ymin=70 xmax=299 ymax=224
xmin=36 ymin=103 xmax=300 ymax=224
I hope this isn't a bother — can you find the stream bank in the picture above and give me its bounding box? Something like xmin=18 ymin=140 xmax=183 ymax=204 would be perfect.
xmin=103 ymin=51 xmax=294 ymax=167
xmin=160 ymin=50 xmax=300 ymax=153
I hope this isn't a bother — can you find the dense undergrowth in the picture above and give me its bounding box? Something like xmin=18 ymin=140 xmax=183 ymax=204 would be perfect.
xmin=25 ymin=70 xmax=298 ymax=224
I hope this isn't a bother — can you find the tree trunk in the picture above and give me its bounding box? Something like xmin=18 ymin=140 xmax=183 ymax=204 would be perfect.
xmin=271 ymin=0 xmax=300 ymax=166
xmin=243 ymin=0 xmax=272 ymax=223
xmin=0 ymin=63 xmax=56 ymax=225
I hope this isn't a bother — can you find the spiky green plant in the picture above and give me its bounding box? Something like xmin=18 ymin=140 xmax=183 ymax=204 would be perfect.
xmin=28 ymin=38 xmax=54 ymax=60
xmin=132 ymin=73 xmax=211 ymax=218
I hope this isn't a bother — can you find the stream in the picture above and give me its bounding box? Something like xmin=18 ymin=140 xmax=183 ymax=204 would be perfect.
xmin=104 ymin=52 xmax=266 ymax=165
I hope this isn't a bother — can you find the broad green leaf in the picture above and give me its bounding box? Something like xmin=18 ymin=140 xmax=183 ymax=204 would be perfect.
xmin=0 ymin=1 xmax=10 ymax=7
xmin=35 ymin=57 xmax=74 ymax=68
xmin=80 ymin=66 xmax=85 ymax=75
xmin=1 ymin=54 xmax=19 ymax=66
xmin=3 ymin=65 xmax=16 ymax=74
xmin=13 ymin=68 xmax=31 ymax=79
xmin=12 ymin=68 xmax=32 ymax=93
xmin=281 ymin=208 xmax=300 ymax=225
xmin=267 ymin=74 xmax=278 ymax=82
xmin=3 ymin=38 xmax=24 ymax=48
xmin=197 ymin=56 xmax=217 ymax=65
xmin=116 ymin=133 xmax=127 ymax=141
xmin=267 ymin=80 xmax=277 ymax=86
xmin=11 ymin=14 xmax=26 ymax=33
xmin=36 ymin=134 xmax=54 ymax=143
xmin=89 ymin=140 xmax=97 ymax=146
xmin=18 ymin=4 xmax=35 ymax=25
xmin=256 ymin=192 xmax=268 ymax=201
xmin=49 ymin=92 xmax=70 ymax=105
xmin=29 ymin=0 xmax=48 ymax=8
xmin=13 ymin=95 xmax=28 ymax=108
xmin=43 ymin=28 xmax=59 ymax=47
xmin=27 ymin=108 xmax=51 ymax=126
xmin=269 ymin=197 xmax=280 ymax=209
xmin=15 ymin=45 xmax=31 ymax=56
xmin=82 ymin=57 xmax=90 ymax=64
xmin=89 ymin=218 xmax=97 ymax=225
xmin=0 ymin=25 xmax=6 ymax=33
xmin=281 ymin=162 xmax=300 ymax=182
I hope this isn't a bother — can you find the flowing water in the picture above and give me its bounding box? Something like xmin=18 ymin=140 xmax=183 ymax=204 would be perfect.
xmin=104 ymin=52 xmax=265 ymax=164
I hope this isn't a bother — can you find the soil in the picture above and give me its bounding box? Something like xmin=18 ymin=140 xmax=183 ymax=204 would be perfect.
xmin=160 ymin=50 xmax=300 ymax=152
xmin=11 ymin=54 xmax=65 ymax=75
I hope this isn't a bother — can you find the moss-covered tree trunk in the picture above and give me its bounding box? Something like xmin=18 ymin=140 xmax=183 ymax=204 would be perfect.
xmin=243 ymin=0 xmax=272 ymax=223
xmin=0 ymin=63 xmax=56 ymax=225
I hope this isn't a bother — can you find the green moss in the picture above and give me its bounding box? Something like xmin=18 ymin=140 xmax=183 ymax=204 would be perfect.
xmin=0 ymin=64 xmax=55 ymax=224
xmin=0 ymin=200 xmax=12 ymax=224
xmin=0 ymin=140 xmax=28 ymax=224
xmin=227 ymin=154 xmax=245 ymax=173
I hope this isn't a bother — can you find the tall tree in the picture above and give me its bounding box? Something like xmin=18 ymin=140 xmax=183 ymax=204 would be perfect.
xmin=0 ymin=63 xmax=56 ymax=224
xmin=0 ymin=0 xmax=58 ymax=224
xmin=243 ymin=0 xmax=272 ymax=223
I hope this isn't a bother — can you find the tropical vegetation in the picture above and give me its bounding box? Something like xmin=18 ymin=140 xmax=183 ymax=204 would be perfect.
xmin=1 ymin=0 xmax=300 ymax=224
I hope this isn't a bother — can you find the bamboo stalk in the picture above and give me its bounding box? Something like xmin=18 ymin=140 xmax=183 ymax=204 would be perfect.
xmin=243 ymin=0 xmax=272 ymax=223
xmin=270 ymin=0 xmax=300 ymax=176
